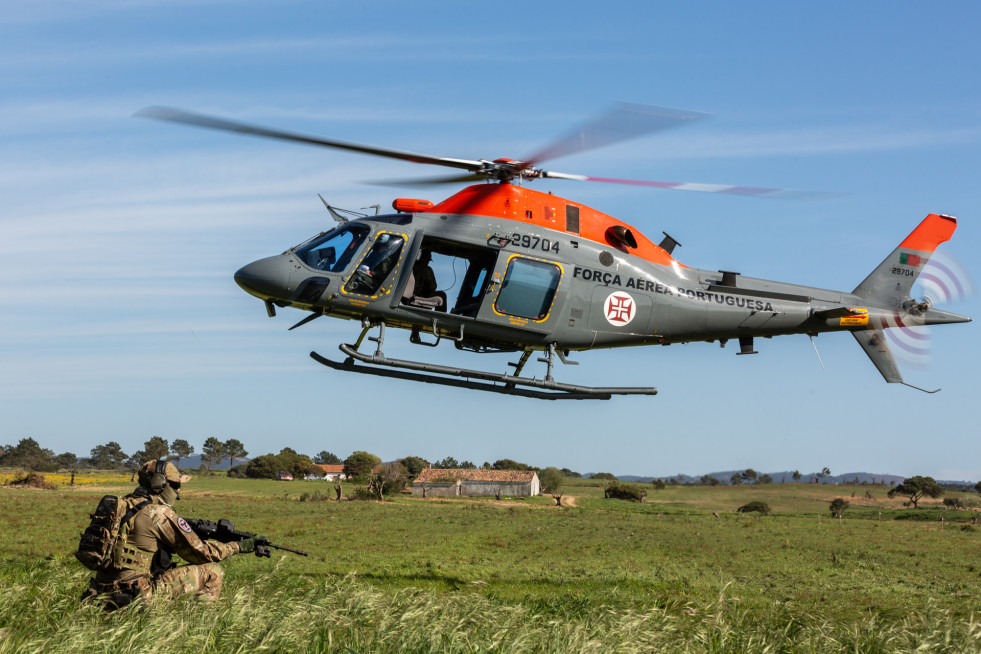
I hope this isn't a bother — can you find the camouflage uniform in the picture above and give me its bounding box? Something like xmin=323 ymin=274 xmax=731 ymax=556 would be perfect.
xmin=83 ymin=461 xmax=240 ymax=608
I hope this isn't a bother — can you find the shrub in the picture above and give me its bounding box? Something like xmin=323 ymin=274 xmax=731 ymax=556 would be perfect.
xmin=591 ymin=472 xmax=617 ymax=481
xmin=4 ymin=471 xmax=56 ymax=489
xmin=944 ymin=496 xmax=981 ymax=509
xmin=538 ymin=467 xmax=564 ymax=494
xmin=604 ymin=481 xmax=645 ymax=502
xmin=830 ymin=498 xmax=849 ymax=518
xmin=227 ymin=464 xmax=248 ymax=478
xmin=378 ymin=462 xmax=408 ymax=495
xmin=351 ymin=486 xmax=377 ymax=501
xmin=892 ymin=509 xmax=966 ymax=521
xmin=737 ymin=501 xmax=771 ymax=515
xmin=245 ymin=454 xmax=280 ymax=479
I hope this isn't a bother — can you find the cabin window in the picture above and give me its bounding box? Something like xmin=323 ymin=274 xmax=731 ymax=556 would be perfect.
xmin=295 ymin=224 xmax=370 ymax=273
xmin=495 ymin=258 xmax=561 ymax=320
xmin=565 ymin=205 xmax=580 ymax=234
xmin=345 ymin=232 xmax=405 ymax=295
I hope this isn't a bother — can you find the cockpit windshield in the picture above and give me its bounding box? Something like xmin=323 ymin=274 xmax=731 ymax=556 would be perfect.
xmin=295 ymin=224 xmax=370 ymax=272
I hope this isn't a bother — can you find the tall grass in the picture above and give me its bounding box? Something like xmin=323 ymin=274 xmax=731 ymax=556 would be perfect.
xmin=2 ymin=560 xmax=979 ymax=653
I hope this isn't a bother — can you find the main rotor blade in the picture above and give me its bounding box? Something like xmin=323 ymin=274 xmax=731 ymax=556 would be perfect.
xmin=366 ymin=172 xmax=488 ymax=188
xmin=135 ymin=106 xmax=482 ymax=172
xmin=522 ymin=102 xmax=709 ymax=169
xmin=544 ymin=171 xmax=837 ymax=200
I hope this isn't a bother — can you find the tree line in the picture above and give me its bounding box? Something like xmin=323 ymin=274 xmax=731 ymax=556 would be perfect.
xmin=3 ymin=438 xmax=974 ymax=503
xmin=0 ymin=436 xmax=244 ymax=472
xmin=241 ymin=450 xmax=572 ymax=492
xmin=648 ymin=468 xmax=902 ymax=487
xmin=0 ymin=438 xmax=575 ymax=494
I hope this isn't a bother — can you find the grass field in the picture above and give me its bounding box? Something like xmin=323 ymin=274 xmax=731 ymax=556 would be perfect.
xmin=1 ymin=473 xmax=979 ymax=652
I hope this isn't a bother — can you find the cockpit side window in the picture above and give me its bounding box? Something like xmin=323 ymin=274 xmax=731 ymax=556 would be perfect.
xmin=295 ymin=224 xmax=370 ymax=272
xmin=344 ymin=232 xmax=406 ymax=296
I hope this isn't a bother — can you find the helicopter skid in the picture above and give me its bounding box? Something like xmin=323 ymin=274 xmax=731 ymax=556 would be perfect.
xmin=310 ymin=346 xmax=657 ymax=401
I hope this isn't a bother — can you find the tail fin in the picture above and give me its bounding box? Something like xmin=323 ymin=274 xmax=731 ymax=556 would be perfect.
xmin=851 ymin=214 xmax=958 ymax=392
xmin=852 ymin=214 xmax=957 ymax=306
xmin=852 ymin=327 xmax=941 ymax=392
xmin=852 ymin=330 xmax=902 ymax=383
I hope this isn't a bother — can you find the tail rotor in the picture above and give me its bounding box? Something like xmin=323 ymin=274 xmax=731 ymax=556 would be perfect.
xmin=882 ymin=251 xmax=973 ymax=368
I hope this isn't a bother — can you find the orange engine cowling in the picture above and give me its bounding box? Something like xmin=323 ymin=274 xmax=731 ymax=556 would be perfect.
xmin=392 ymin=198 xmax=434 ymax=213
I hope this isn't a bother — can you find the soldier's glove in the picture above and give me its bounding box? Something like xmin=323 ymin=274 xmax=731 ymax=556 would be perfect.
xmin=238 ymin=535 xmax=264 ymax=554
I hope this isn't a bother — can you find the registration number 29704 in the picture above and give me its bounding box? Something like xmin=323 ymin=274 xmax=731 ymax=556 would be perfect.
xmin=509 ymin=232 xmax=559 ymax=254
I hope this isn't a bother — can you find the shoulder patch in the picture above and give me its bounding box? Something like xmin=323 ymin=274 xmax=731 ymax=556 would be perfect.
xmin=177 ymin=517 xmax=193 ymax=533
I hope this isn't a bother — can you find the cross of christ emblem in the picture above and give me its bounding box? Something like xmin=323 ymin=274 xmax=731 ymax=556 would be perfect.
xmin=604 ymin=292 xmax=635 ymax=325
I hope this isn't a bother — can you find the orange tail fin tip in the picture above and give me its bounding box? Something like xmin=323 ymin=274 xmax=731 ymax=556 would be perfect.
xmin=899 ymin=213 xmax=957 ymax=253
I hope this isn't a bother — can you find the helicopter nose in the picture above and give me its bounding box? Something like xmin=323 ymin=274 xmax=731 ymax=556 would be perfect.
xmin=234 ymin=255 xmax=292 ymax=300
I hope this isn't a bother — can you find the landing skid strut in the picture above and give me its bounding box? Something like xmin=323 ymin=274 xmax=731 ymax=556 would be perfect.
xmin=310 ymin=323 xmax=657 ymax=400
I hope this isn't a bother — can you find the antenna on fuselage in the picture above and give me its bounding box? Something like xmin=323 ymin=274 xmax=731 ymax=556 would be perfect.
xmin=809 ymin=334 xmax=825 ymax=370
xmin=318 ymin=194 xmax=376 ymax=225
xmin=659 ymin=232 xmax=681 ymax=255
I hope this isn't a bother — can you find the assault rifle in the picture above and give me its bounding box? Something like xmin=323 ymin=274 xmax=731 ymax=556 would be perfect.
xmin=185 ymin=518 xmax=308 ymax=557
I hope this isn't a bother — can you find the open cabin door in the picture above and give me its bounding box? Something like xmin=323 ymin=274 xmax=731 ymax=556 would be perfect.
xmin=396 ymin=236 xmax=499 ymax=319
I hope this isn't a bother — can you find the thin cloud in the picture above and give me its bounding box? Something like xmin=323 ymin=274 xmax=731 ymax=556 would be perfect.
xmin=0 ymin=33 xmax=563 ymax=71
xmin=665 ymin=125 xmax=981 ymax=159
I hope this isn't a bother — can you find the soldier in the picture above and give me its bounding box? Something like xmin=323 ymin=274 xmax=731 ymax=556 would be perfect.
xmin=80 ymin=459 xmax=262 ymax=609
xmin=411 ymin=250 xmax=439 ymax=299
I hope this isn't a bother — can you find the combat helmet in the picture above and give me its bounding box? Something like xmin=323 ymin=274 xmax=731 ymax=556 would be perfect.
xmin=138 ymin=459 xmax=190 ymax=494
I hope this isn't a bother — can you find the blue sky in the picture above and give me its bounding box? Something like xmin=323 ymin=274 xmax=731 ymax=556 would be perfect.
xmin=2 ymin=2 xmax=978 ymax=480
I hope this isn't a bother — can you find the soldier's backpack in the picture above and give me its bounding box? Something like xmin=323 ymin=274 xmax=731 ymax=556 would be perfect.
xmin=75 ymin=495 xmax=151 ymax=572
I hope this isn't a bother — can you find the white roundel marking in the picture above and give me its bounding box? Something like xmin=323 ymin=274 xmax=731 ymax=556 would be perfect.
xmin=604 ymin=291 xmax=635 ymax=326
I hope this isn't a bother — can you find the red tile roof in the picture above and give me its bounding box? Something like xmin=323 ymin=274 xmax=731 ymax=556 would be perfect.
xmin=415 ymin=469 xmax=537 ymax=483
xmin=313 ymin=464 xmax=345 ymax=474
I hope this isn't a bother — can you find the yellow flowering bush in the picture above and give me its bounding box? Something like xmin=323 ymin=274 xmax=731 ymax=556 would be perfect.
xmin=0 ymin=470 xmax=131 ymax=487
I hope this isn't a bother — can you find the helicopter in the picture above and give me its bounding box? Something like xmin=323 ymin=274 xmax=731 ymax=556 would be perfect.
xmin=137 ymin=103 xmax=971 ymax=400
